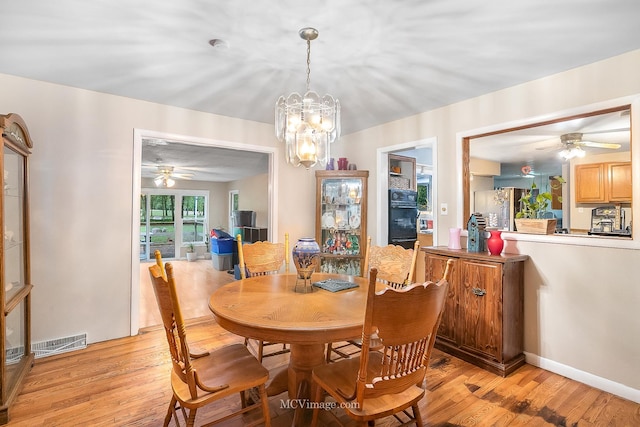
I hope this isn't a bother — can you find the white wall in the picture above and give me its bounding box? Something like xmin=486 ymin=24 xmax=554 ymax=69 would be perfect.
xmin=230 ymin=173 xmax=270 ymax=229
xmin=340 ymin=49 xmax=640 ymax=401
xmin=0 ymin=73 xmax=317 ymax=345
xmin=1 ymin=48 xmax=639 ymax=402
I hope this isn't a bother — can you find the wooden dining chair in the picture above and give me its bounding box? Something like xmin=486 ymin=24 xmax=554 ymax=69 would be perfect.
xmin=362 ymin=236 xmax=420 ymax=289
xmin=311 ymin=260 xmax=453 ymax=427
xmin=148 ymin=261 xmax=271 ymax=427
xmin=154 ymin=249 xmax=167 ymax=280
xmin=237 ymin=232 xmax=291 ymax=362
xmin=326 ymin=237 xmax=420 ymax=362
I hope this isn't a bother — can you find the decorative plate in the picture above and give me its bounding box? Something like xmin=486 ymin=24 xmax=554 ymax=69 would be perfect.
xmin=350 ymin=214 xmax=361 ymax=229
xmin=322 ymin=212 xmax=335 ymax=228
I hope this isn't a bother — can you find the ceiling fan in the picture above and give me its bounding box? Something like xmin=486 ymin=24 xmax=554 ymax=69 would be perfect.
xmin=557 ymin=132 xmax=621 ymax=160
xmin=151 ymin=166 xmax=193 ymax=187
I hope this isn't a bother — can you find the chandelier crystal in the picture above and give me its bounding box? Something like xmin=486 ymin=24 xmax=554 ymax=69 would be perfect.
xmin=275 ymin=27 xmax=340 ymax=169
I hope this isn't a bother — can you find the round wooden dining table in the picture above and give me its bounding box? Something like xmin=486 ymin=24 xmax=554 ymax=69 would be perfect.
xmin=209 ymin=272 xmax=373 ymax=402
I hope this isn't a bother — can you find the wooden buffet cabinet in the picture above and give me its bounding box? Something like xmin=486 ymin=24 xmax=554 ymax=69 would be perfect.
xmin=422 ymin=247 xmax=528 ymax=377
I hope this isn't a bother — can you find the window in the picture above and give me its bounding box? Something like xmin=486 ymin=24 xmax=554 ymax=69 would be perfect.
xmin=182 ymin=195 xmax=207 ymax=244
xmin=140 ymin=189 xmax=209 ymax=260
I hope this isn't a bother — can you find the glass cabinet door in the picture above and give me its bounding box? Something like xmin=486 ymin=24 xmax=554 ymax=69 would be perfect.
xmin=4 ymin=147 xmax=26 ymax=299
xmin=316 ymin=170 xmax=368 ymax=276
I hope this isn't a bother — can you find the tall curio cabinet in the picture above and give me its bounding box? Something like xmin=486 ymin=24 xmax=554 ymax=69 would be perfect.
xmin=315 ymin=170 xmax=368 ymax=276
xmin=0 ymin=114 xmax=33 ymax=424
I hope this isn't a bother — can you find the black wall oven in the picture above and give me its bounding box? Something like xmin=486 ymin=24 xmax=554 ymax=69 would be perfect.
xmin=388 ymin=189 xmax=418 ymax=249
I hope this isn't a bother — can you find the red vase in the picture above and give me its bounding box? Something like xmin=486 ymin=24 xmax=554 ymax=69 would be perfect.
xmin=487 ymin=230 xmax=504 ymax=255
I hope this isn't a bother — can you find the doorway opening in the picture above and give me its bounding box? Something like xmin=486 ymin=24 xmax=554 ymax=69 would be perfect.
xmin=376 ymin=137 xmax=438 ymax=246
xmin=131 ymin=129 xmax=277 ymax=335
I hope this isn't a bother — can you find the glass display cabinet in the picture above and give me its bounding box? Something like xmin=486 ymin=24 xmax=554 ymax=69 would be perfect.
xmin=315 ymin=170 xmax=368 ymax=276
xmin=0 ymin=114 xmax=33 ymax=424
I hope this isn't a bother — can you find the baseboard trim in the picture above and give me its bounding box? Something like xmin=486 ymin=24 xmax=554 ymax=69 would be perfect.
xmin=524 ymin=351 xmax=640 ymax=404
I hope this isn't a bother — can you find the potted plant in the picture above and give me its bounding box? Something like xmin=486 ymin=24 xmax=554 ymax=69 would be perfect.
xmin=514 ymin=176 xmax=565 ymax=234
xmin=185 ymin=243 xmax=198 ymax=262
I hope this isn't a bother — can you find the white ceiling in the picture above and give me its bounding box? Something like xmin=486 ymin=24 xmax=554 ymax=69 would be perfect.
xmin=2 ymin=1 xmax=640 ymax=181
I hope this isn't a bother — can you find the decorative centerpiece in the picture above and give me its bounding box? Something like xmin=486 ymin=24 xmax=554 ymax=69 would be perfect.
xmin=292 ymin=238 xmax=320 ymax=292
xmin=515 ymin=177 xmax=565 ymax=234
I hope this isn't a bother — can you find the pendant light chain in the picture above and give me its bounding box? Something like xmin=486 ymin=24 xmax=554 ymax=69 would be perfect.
xmin=306 ymin=38 xmax=312 ymax=92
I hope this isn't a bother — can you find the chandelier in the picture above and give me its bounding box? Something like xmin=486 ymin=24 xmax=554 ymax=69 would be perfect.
xmin=275 ymin=27 xmax=340 ymax=169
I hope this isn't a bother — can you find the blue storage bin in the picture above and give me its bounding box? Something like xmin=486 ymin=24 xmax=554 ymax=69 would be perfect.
xmin=211 ymin=237 xmax=235 ymax=254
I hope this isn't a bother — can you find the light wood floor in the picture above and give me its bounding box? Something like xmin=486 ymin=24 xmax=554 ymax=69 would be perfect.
xmin=6 ymin=260 xmax=639 ymax=426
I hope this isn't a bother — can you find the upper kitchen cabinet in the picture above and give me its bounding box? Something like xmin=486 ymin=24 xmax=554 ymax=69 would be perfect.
xmin=575 ymin=162 xmax=631 ymax=203
xmin=0 ymin=114 xmax=34 ymax=424
xmin=315 ymin=170 xmax=368 ymax=276
xmin=388 ymin=154 xmax=416 ymax=191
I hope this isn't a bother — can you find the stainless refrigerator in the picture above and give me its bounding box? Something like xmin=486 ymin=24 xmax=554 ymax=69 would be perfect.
xmin=473 ymin=187 xmax=527 ymax=231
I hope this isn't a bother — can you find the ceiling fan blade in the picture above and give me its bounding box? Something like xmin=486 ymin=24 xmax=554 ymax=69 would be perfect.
xmin=582 ymin=127 xmax=630 ymax=135
xmin=581 ymin=141 xmax=622 ymax=149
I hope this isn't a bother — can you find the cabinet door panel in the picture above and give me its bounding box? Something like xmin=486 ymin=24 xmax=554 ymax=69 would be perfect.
xmin=608 ymin=162 xmax=632 ymax=202
xmin=425 ymin=254 xmax=457 ymax=344
xmin=459 ymin=260 xmax=503 ymax=360
xmin=575 ymin=163 xmax=606 ymax=203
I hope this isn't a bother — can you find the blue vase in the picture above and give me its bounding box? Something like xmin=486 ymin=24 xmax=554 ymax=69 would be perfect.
xmin=292 ymin=238 xmax=321 ymax=279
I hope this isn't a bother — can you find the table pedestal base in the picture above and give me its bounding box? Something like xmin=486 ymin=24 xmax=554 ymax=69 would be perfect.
xmin=287 ymin=343 xmax=325 ymax=400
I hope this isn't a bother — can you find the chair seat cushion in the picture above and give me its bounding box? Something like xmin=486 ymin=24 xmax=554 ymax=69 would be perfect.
xmin=312 ymin=352 xmax=425 ymax=419
xmin=171 ymin=343 xmax=269 ymax=408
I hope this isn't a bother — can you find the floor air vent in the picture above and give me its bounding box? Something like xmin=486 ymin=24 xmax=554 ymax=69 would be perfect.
xmin=31 ymin=333 xmax=87 ymax=358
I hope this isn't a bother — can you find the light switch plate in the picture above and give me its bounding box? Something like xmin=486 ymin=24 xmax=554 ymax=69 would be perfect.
xmin=441 ymin=203 xmax=448 ymax=215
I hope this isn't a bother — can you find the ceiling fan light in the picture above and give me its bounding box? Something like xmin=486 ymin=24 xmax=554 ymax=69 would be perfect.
xmin=154 ymin=175 xmax=176 ymax=187
xmin=559 ymin=146 xmax=586 ymax=160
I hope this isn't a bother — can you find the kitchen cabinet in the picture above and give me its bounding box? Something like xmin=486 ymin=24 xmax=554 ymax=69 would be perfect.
xmin=575 ymin=162 xmax=631 ymax=203
xmin=608 ymin=162 xmax=632 ymax=202
xmin=388 ymin=154 xmax=416 ymax=191
xmin=0 ymin=114 xmax=34 ymax=424
xmin=315 ymin=170 xmax=368 ymax=276
xmin=422 ymin=247 xmax=528 ymax=377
